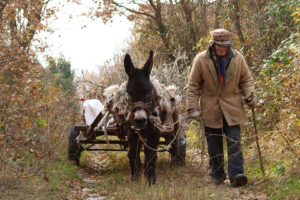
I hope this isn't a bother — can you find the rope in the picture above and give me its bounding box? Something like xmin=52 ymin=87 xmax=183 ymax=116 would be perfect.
xmin=134 ymin=114 xmax=189 ymax=152
xmin=100 ymin=106 xmax=200 ymax=154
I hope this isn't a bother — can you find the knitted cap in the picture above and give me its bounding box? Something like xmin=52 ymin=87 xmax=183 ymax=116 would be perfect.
xmin=209 ymin=29 xmax=232 ymax=46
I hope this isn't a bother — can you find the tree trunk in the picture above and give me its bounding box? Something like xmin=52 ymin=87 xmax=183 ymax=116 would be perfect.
xmin=230 ymin=0 xmax=252 ymax=66
xmin=214 ymin=0 xmax=223 ymax=29
xmin=180 ymin=0 xmax=197 ymax=59
xmin=199 ymin=0 xmax=208 ymax=37
xmin=20 ymin=1 xmax=44 ymax=50
xmin=149 ymin=0 xmax=175 ymax=61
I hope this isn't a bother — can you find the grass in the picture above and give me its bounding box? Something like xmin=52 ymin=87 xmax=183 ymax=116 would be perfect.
xmin=0 ymin=147 xmax=84 ymax=200
xmin=264 ymin=175 xmax=300 ymax=200
xmin=1 ymin=123 xmax=299 ymax=200
xmin=84 ymin=153 xmax=216 ymax=200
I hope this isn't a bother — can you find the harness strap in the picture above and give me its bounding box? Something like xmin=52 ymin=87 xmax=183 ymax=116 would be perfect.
xmin=135 ymin=113 xmax=188 ymax=152
xmin=148 ymin=115 xmax=174 ymax=133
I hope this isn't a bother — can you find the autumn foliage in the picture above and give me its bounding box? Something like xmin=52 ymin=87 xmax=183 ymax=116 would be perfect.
xmin=0 ymin=0 xmax=78 ymax=191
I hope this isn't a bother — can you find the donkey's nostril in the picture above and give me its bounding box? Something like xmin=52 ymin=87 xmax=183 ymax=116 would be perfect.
xmin=134 ymin=118 xmax=147 ymax=125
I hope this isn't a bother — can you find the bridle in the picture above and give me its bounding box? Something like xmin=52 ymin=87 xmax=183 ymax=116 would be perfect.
xmin=124 ymin=90 xmax=160 ymax=128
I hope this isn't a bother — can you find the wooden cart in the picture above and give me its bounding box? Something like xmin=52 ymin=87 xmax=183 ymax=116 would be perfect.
xmin=68 ymin=111 xmax=187 ymax=165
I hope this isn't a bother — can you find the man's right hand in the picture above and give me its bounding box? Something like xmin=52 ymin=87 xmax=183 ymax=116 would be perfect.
xmin=187 ymin=109 xmax=201 ymax=121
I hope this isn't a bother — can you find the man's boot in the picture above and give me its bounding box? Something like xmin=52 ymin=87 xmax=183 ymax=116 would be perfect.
xmin=230 ymin=174 xmax=247 ymax=187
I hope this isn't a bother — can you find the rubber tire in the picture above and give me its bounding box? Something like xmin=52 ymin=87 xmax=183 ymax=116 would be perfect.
xmin=170 ymin=130 xmax=186 ymax=166
xmin=68 ymin=126 xmax=81 ymax=165
xmin=175 ymin=133 xmax=186 ymax=165
xmin=174 ymin=132 xmax=186 ymax=166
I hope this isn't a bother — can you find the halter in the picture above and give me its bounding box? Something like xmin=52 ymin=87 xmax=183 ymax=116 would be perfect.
xmin=124 ymin=90 xmax=159 ymax=127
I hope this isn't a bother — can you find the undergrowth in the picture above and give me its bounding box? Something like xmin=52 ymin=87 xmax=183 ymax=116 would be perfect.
xmin=1 ymin=119 xmax=299 ymax=200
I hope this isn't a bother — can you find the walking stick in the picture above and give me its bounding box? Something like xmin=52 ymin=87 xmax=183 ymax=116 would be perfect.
xmin=248 ymin=92 xmax=265 ymax=175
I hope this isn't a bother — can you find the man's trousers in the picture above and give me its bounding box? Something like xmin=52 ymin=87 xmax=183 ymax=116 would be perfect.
xmin=205 ymin=118 xmax=244 ymax=182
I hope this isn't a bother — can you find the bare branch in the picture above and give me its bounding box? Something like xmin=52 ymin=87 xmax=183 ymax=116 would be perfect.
xmin=0 ymin=0 xmax=9 ymax=17
xmin=20 ymin=1 xmax=44 ymax=49
xmin=148 ymin=0 xmax=158 ymax=13
xmin=111 ymin=1 xmax=155 ymax=18
xmin=77 ymin=80 xmax=104 ymax=89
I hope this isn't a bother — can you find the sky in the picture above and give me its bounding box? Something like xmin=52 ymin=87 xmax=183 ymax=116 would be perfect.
xmin=36 ymin=0 xmax=133 ymax=76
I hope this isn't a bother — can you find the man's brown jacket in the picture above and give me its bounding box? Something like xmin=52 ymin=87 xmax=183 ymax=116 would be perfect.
xmin=186 ymin=48 xmax=255 ymax=128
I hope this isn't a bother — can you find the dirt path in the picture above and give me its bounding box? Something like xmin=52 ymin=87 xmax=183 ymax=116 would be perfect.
xmin=65 ymin=151 xmax=270 ymax=200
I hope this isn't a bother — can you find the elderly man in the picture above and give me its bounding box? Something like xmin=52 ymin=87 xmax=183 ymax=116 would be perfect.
xmin=187 ymin=29 xmax=256 ymax=187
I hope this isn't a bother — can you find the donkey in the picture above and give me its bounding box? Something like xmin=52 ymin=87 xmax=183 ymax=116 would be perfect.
xmin=124 ymin=50 xmax=160 ymax=185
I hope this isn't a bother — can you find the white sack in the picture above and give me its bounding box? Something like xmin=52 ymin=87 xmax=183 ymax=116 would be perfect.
xmin=83 ymin=99 xmax=104 ymax=128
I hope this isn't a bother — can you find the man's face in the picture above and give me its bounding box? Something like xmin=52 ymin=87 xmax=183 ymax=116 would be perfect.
xmin=215 ymin=44 xmax=228 ymax=56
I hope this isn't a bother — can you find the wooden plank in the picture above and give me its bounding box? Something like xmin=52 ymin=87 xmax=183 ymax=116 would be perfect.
xmin=79 ymin=140 xmax=126 ymax=145
xmin=86 ymin=149 xmax=127 ymax=151
xmin=85 ymin=112 xmax=104 ymax=138
xmin=74 ymin=125 xmax=89 ymax=131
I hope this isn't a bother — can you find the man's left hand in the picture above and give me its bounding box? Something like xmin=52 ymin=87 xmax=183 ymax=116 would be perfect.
xmin=246 ymin=92 xmax=257 ymax=109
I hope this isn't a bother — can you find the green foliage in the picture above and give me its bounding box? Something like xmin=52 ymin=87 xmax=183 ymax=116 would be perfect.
xmin=273 ymin=176 xmax=300 ymax=199
xmin=291 ymin=8 xmax=300 ymax=24
xmin=256 ymin=33 xmax=299 ymax=128
xmin=261 ymin=0 xmax=299 ymax=54
xmin=36 ymin=118 xmax=47 ymax=128
xmin=196 ymin=34 xmax=210 ymax=53
xmin=263 ymin=175 xmax=300 ymax=200
xmin=46 ymin=55 xmax=75 ymax=94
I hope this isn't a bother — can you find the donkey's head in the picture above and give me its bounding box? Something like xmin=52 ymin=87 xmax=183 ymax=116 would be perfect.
xmin=124 ymin=51 xmax=158 ymax=130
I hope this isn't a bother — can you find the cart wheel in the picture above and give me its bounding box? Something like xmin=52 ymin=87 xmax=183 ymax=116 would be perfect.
xmin=176 ymin=133 xmax=186 ymax=165
xmin=170 ymin=130 xmax=186 ymax=166
xmin=68 ymin=126 xmax=82 ymax=165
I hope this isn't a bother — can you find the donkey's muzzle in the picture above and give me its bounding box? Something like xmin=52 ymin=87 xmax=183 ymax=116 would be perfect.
xmin=133 ymin=110 xmax=148 ymax=130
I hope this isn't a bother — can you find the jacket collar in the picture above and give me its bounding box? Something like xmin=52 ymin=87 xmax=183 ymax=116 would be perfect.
xmin=205 ymin=48 xmax=237 ymax=91
xmin=225 ymin=49 xmax=237 ymax=84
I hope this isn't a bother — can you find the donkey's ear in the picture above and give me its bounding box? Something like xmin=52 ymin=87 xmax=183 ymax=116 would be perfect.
xmin=124 ymin=53 xmax=135 ymax=76
xmin=142 ymin=50 xmax=153 ymax=76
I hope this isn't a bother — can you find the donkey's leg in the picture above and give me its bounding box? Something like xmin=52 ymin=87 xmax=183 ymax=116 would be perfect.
xmin=128 ymin=131 xmax=141 ymax=181
xmin=144 ymin=133 xmax=159 ymax=185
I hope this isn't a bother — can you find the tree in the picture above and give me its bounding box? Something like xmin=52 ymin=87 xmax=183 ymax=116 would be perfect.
xmin=0 ymin=1 xmax=80 ymax=188
xmin=0 ymin=0 xmax=52 ymax=83
xmin=0 ymin=0 xmax=50 ymax=50
xmin=94 ymin=0 xmax=299 ymax=73
xmin=93 ymin=0 xmax=209 ymax=65
xmin=46 ymin=56 xmax=75 ymax=94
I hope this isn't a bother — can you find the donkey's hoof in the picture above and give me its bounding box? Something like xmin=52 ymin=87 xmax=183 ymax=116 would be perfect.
xmin=148 ymin=177 xmax=156 ymax=186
